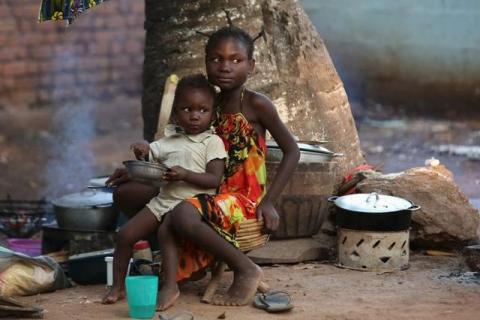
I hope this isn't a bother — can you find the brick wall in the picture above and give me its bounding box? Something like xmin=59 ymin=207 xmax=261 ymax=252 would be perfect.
xmin=0 ymin=0 xmax=145 ymax=110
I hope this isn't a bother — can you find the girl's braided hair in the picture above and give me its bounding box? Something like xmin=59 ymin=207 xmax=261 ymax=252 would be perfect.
xmin=198 ymin=9 xmax=265 ymax=60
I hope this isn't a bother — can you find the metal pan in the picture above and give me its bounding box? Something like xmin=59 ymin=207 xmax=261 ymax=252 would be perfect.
xmin=328 ymin=193 xmax=421 ymax=231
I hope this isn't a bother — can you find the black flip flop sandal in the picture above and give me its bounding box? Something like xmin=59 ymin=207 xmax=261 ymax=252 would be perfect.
xmin=253 ymin=291 xmax=294 ymax=313
xmin=159 ymin=311 xmax=194 ymax=320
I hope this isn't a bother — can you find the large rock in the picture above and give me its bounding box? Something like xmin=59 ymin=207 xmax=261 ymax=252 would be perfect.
xmin=355 ymin=165 xmax=480 ymax=249
xmin=463 ymin=245 xmax=480 ymax=272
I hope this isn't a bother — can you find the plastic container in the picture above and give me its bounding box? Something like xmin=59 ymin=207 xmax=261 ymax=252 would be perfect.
xmin=6 ymin=238 xmax=42 ymax=256
xmin=125 ymin=275 xmax=158 ymax=319
xmin=133 ymin=240 xmax=153 ymax=261
xmin=105 ymin=256 xmax=113 ymax=286
xmin=133 ymin=241 xmax=153 ymax=275
xmin=105 ymin=256 xmax=133 ymax=286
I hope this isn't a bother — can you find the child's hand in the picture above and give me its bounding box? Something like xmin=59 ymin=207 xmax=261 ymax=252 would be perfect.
xmin=130 ymin=142 xmax=150 ymax=160
xmin=163 ymin=166 xmax=188 ymax=181
xmin=256 ymin=200 xmax=280 ymax=233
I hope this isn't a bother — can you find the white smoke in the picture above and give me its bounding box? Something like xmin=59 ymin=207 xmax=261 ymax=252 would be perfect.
xmin=43 ymin=49 xmax=96 ymax=199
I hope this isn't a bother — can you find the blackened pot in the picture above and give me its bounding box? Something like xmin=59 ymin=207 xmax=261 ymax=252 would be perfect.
xmin=52 ymin=190 xmax=118 ymax=231
xmin=328 ymin=193 xmax=420 ymax=231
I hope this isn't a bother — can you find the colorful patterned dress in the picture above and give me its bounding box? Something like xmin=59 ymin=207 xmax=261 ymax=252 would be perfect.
xmin=38 ymin=0 xmax=108 ymax=24
xmin=176 ymin=112 xmax=267 ymax=281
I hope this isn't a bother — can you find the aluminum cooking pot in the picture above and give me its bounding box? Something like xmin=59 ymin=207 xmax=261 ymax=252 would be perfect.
xmin=52 ymin=190 xmax=118 ymax=231
xmin=266 ymin=140 xmax=343 ymax=163
xmin=328 ymin=192 xmax=421 ymax=231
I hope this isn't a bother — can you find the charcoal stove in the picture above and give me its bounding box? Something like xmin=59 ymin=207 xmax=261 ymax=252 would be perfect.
xmin=42 ymin=223 xmax=116 ymax=256
xmin=337 ymin=228 xmax=409 ymax=271
xmin=0 ymin=198 xmax=50 ymax=238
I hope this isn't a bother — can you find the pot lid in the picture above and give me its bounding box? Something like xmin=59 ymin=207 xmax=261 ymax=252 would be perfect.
xmin=332 ymin=193 xmax=413 ymax=213
xmin=266 ymin=140 xmax=334 ymax=154
xmin=68 ymin=248 xmax=114 ymax=261
xmin=52 ymin=190 xmax=113 ymax=208
xmin=88 ymin=176 xmax=109 ymax=188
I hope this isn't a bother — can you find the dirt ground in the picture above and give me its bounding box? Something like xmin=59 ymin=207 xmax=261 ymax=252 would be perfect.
xmin=16 ymin=255 xmax=480 ymax=320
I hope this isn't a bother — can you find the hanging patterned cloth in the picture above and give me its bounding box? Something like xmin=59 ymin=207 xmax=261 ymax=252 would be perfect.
xmin=38 ymin=0 xmax=109 ymax=24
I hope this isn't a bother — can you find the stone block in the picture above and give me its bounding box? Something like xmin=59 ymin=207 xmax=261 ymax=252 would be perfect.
xmin=247 ymin=238 xmax=331 ymax=264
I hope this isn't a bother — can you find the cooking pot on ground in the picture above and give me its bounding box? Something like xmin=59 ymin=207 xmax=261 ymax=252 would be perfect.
xmin=52 ymin=190 xmax=118 ymax=231
xmin=329 ymin=192 xmax=420 ymax=231
xmin=266 ymin=140 xmax=343 ymax=163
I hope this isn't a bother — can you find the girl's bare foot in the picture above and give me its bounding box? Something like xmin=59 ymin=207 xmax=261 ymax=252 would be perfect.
xmin=156 ymin=283 xmax=180 ymax=311
xmin=212 ymin=265 xmax=263 ymax=306
xmin=102 ymin=286 xmax=126 ymax=304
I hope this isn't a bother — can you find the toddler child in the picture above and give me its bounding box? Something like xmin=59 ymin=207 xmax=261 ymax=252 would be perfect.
xmin=102 ymin=73 xmax=227 ymax=304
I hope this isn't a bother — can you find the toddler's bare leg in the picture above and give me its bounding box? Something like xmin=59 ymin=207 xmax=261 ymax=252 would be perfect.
xmin=169 ymin=202 xmax=262 ymax=306
xmin=102 ymin=208 xmax=160 ymax=304
xmin=156 ymin=213 xmax=180 ymax=311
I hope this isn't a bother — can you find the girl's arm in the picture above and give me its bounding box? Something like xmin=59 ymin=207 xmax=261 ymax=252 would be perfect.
xmin=252 ymin=93 xmax=300 ymax=232
xmin=163 ymin=158 xmax=225 ymax=189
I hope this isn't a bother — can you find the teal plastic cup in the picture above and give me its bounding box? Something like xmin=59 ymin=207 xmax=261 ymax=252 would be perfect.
xmin=125 ymin=275 xmax=158 ymax=319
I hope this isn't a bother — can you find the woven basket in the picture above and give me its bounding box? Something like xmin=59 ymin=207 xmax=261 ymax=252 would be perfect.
xmin=236 ymin=219 xmax=269 ymax=252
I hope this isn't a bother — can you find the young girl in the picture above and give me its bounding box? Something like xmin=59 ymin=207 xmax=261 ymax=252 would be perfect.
xmin=158 ymin=26 xmax=299 ymax=308
xmin=106 ymin=26 xmax=299 ymax=309
xmin=102 ymin=73 xmax=228 ymax=304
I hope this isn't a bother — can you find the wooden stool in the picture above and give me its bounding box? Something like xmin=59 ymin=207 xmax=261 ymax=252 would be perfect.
xmin=201 ymin=219 xmax=270 ymax=303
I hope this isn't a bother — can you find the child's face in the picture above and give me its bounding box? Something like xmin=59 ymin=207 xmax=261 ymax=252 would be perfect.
xmin=174 ymin=88 xmax=214 ymax=135
xmin=206 ymin=37 xmax=255 ymax=90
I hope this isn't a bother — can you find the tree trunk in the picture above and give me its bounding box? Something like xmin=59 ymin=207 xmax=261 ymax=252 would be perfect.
xmin=143 ymin=0 xmax=364 ymax=178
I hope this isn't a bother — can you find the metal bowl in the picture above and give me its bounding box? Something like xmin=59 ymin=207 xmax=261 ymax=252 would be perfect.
xmin=123 ymin=160 xmax=168 ymax=187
